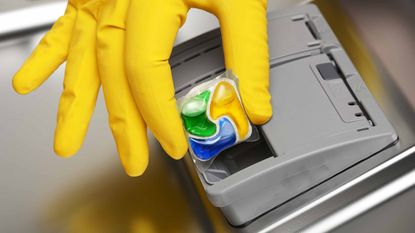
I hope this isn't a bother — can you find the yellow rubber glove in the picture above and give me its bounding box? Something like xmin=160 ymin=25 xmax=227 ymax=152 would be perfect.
xmin=13 ymin=1 xmax=103 ymax=157
xmin=13 ymin=0 xmax=272 ymax=176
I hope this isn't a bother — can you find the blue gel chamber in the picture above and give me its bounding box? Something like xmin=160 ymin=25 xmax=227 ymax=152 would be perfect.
xmin=189 ymin=118 xmax=237 ymax=161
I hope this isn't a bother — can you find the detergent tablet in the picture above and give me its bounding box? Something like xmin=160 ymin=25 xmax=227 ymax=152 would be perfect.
xmin=178 ymin=70 xmax=253 ymax=167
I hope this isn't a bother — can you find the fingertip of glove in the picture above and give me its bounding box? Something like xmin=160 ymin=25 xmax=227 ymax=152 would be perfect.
xmin=156 ymin=129 xmax=188 ymax=160
xmin=54 ymin=147 xmax=77 ymax=158
xmin=165 ymin=143 xmax=188 ymax=160
xmin=247 ymin=106 xmax=273 ymax=125
xmin=124 ymin=166 xmax=146 ymax=177
xmin=239 ymin=84 xmax=273 ymax=125
xmin=12 ymin=73 xmax=32 ymax=95
xmin=53 ymin=139 xmax=80 ymax=158
xmin=119 ymin=153 xmax=149 ymax=177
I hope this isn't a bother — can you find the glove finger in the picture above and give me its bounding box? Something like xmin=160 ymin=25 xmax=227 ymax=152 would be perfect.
xmin=215 ymin=0 xmax=272 ymax=124
xmin=54 ymin=5 xmax=101 ymax=157
xmin=97 ymin=0 xmax=149 ymax=177
xmin=126 ymin=0 xmax=189 ymax=159
xmin=13 ymin=3 xmax=76 ymax=94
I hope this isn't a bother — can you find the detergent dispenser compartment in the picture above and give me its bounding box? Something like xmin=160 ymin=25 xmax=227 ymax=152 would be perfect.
xmin=199 ymin=127 xmax=275 ymax=184
xmin=172 ymin=4 xmax=398 ymax=227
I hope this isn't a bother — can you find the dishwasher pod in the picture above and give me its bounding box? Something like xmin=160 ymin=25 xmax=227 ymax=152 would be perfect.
xmin=170 ymin=4 xmax=398 ymax=226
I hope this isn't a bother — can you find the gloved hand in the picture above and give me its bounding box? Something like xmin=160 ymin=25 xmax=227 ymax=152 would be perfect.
xmin=13 ymin=0 xmax=272 ymax=176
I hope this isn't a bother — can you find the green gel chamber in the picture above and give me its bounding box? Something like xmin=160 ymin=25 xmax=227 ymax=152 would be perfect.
xmin=181 ymin=90 xmax=217 ymax=137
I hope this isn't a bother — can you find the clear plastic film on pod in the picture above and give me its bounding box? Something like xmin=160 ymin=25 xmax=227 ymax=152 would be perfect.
xmin=178 ymin=70 xmax=259 ymax=172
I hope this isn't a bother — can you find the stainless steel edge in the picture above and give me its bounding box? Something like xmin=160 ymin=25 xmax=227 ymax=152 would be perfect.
xmin=260 ymin=146 xmax=415 ymax=233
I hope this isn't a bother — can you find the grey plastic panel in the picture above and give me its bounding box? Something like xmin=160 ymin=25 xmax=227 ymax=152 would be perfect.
xmin=267 ymin=4 xmax=340 ymax=65
xmin=264 ymin=54 xmax=371 ymax=157
xmin=268 ymin=14 xmax=321 ymax=64
xmin=171 ymin=4 xmax=398 ymax=227
xmin=170 ymin=34 xmax=224 ymax=98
